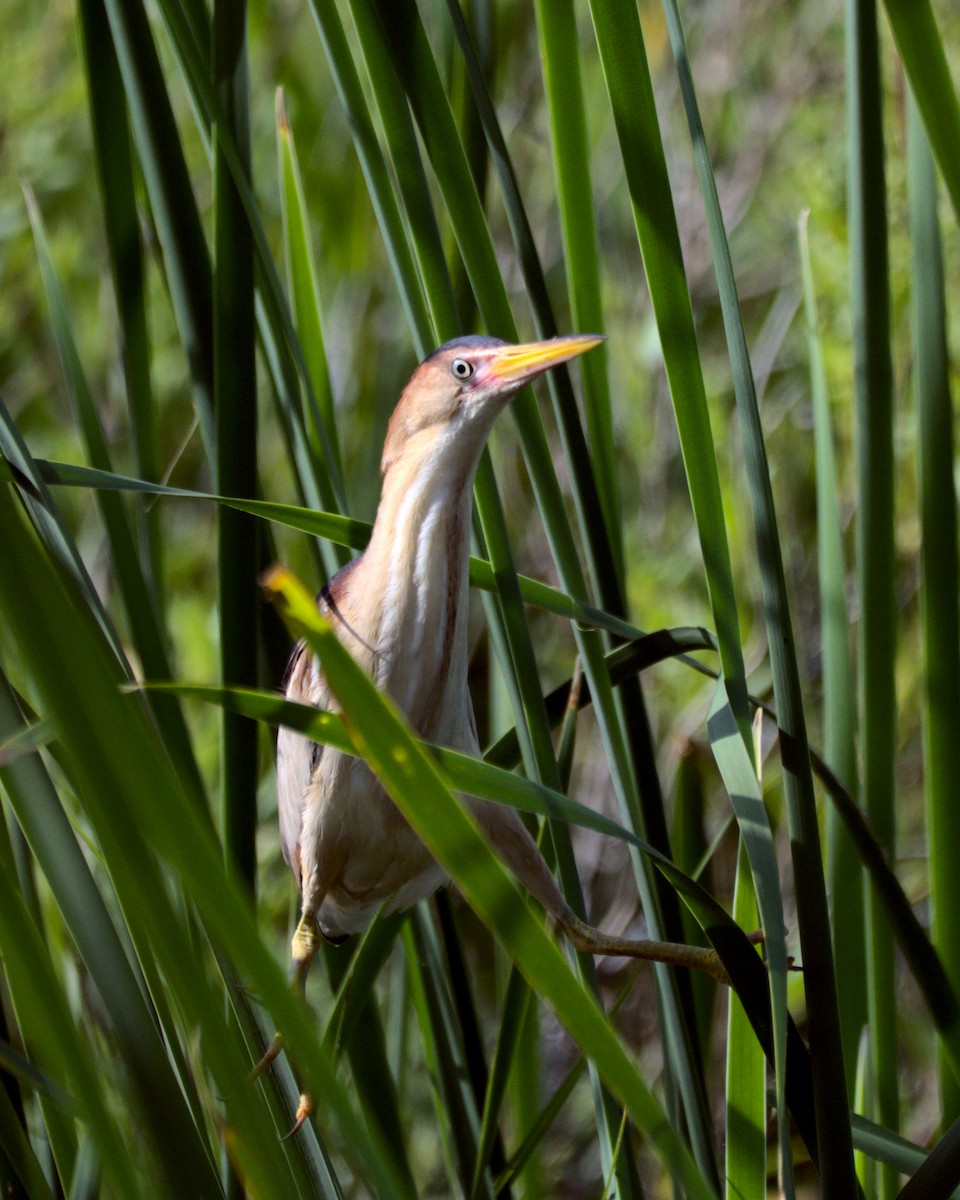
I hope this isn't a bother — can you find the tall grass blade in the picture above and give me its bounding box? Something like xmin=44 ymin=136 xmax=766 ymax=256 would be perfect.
xmin=846 ymin=1 xmax=898 ymax=1190
xmin=586 ymin=0 xmax=748 ymax=731
xmin=24 ymin=189 xmax=204 ymax=804
xmin=116 ymin=0 xmax=347 ymax=528
xmin=533 ymin=0 xmax=621 ymax=578
xmin=305 ymin=0 xmax=433 ymax=351
xmin=397 ymin=913 xmax=479 ymax=1196
xmin=706 ymin=686 xmax=791 ymax=1188
xmin=320 ymin=940 xmax=417 ymax=1195
xmin=76 ymin=0 xmax=164 ymax=612
xmin=724 ymin=837 xmax=766 ymax=1199
xmin=276 ymin=90 xmax=345 ymax=486
xmin=896 ymin=1114 xmax=960 ymax=1200
xmin=908 ymin=90 xmax=960 ymax=1126
xmin=341 ymin=0 xmax=458 ymax=340
xmin=799 ymin=211 xmax=866 ymax=1098
xmin=213 ymin=0 xmax=258 ymax=891
xmin=659 ymin=1 xmax=856 ymax=1184
xmin=410 ymin=906 xmax=490 ymax=1197
xmin=91 ymin=0 xmax=215 ymax=460
xmin=882 ymin=0 xmax=960 ymax=223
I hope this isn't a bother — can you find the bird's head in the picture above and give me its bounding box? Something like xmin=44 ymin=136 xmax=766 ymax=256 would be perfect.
xmin=381 ymin=333 xmax=604 ymax=475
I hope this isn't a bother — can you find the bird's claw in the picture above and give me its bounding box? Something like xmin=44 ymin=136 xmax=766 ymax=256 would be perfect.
xmin=281 ymin=1093 xmax=313 ymax=1140
xmin=248 ymin=1031 xmax=284 ymax=1083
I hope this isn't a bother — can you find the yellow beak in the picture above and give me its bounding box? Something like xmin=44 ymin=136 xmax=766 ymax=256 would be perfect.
xmin=485 ymin=334 xmax=605 ymax=387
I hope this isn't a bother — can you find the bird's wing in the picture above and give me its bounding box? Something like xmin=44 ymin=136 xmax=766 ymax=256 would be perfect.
xmin=276 ymin=558 xmax=365 ymax=889
xmin=276 ymin=638 xmax=312 ymax=883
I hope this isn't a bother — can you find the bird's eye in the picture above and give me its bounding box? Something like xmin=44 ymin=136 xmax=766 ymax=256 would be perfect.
xmin=450 ymin=358 xmax=474 ymax=381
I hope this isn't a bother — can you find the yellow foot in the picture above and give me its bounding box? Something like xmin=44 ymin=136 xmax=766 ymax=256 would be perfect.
xmin=290 ymin=913 xmax=322 ymax=992
xmin=281 ymin=1093 xmax=313 ymax=1140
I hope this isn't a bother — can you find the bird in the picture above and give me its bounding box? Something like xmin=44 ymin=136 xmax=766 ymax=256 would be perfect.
xmin=258 ymin=334 xmax=733 ymax=1129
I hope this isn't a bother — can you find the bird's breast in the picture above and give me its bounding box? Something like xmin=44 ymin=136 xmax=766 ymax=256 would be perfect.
xmin=361 ymin=474 xmax=473 ymax=739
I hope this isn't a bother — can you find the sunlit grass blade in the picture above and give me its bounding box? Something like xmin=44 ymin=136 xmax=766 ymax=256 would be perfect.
xmin=537 ymin=9 xmax=755 ymax=1139
xmin=908 ymin=90 xmax=960 ymax=1126
xmin=847 ymin=0 xmax=898 ymax=1189
xmin=440 ymin=31 xmax=701 ymax=1129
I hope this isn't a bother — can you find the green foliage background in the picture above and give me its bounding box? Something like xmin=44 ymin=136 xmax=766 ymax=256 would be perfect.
xmin=1 ymin=0 xmax=959 ymax=1197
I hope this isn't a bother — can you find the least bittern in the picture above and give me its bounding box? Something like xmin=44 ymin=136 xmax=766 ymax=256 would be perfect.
xmin=258 ymin=335 xmax=732 ymax=1129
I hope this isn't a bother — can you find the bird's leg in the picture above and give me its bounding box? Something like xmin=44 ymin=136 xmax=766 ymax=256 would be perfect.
xmin=472 ymin=799 xmax=764 ymax=985
xmin=555 ymin=910 xmax=764 ymax=987
xmin=286 ymin=912 xmax=321 ymax=1134
xmin=249 ymin=910 xmax=322 ymax=1135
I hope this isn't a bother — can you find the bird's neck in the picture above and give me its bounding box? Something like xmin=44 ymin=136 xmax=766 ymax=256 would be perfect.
xmin=358 ymin=443 xmax=480 ymax=741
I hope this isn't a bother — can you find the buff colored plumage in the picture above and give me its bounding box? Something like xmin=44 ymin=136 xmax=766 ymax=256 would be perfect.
xmin=258 ymin=335 xmax=731 ymax=1130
